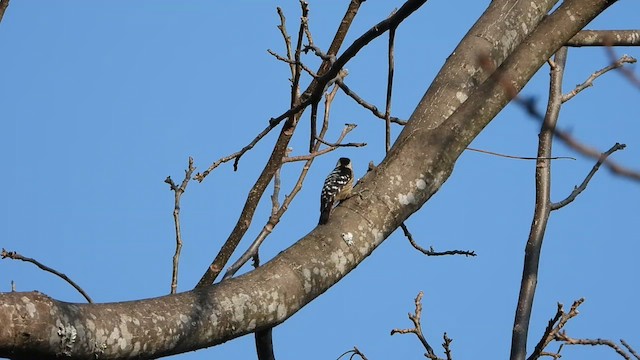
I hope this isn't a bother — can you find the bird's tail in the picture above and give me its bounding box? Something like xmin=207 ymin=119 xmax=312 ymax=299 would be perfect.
xmin=318 ymin=207 xmax=331 ymax=225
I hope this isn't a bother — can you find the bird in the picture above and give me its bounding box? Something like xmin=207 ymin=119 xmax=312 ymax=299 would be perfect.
xmin=319 ymin=157 xmax=354 ymax=225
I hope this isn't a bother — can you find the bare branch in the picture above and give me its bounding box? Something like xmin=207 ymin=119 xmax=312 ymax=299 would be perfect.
xmin=284 ymin=123 xmax=360 ymax=163
xmin=385 ymin=14 xmax=396 ymax=152
xmin=621 ymin=340 xmax=640 ymax=360
xmin=527 ymin=299 xmax=585 ymax=360
xmin=442 ymin=333 xmax=453 ymax=360
xmin=164 ymin=157 xmax=196 ymax=294
xmin=511 ymin=47 xmax=568 ymax=360
xmin=1 ymin=248 xmax=93 ymax=303
xmin=401 ymin=223 xmax=476 ymax=257
xmin=275 ymin=6 xmax=295 ymax=77
xmin=555 ymin=334 xmax=632 ymax=360
xmin=551 ymin=143 xmax=625 ymax=210
xmin=391 ymin=291 xmax=437 ymax=359
xmin=337 ymin=347 xmax=369 ymax=360
xmin=337 ymin=80 xmax=407 ymax=125
xmin=567 ymin=30 xmax=640 ymax=47
xmin=562 ymin=54 xmax=637 ymax=102
xmin=605 ymin=46 xmax=640 ymax=89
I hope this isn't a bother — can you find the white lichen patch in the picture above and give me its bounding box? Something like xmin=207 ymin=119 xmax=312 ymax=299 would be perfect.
xmin=341 ymin=232 xmax=354 ymax=246
xmin=20 ymin=296 xmax=37 ymax=317
xmin=329 ymin=250 xmax=348 ymax=274
xmin=276 ymin=304 xmax=287 ymax=320
xmin=398 ymin=192 xmax=416 ymax=205
xmin=456 ymin=91 xmax=468 ymax=103
xmin=416 ymin=178 xmax=427 ymax=190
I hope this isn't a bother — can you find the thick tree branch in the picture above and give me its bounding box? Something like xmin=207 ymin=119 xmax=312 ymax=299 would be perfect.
xmin=566 ymin=30 xmax=640 ymax=47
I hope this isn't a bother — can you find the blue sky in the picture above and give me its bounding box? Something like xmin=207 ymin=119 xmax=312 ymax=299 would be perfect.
xmin=1 ymin=1 xmax=639 ymax=359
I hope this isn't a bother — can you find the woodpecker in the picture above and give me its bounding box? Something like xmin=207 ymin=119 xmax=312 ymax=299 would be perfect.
xmin=319 ymin=157 xmax=354 ymax=225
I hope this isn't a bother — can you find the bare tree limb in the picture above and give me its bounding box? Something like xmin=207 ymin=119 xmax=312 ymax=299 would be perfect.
xmin=555 ymin=334 xmax=632 ymax=360
xmin=337 ymin=347 xmax=369 ymax=360
xmin=337 ymin=80 xmax=407 ymax=125
xmin=621 ymin=340 xmax=640 ymax=360
xmin=164 ymin=157 xmax=196 ymax=295
xmin=527 ymin=299 xmax=584 ymax=360
xmin=567 ymin=30 xmax=640 ymax=47
xmin=391 ymin=291 xmax=437 ymax=359
xmin=562 ymin=54 xmax=637 ymax=102
xmin=551 ymin=143 xmax=625 ymax=210
xmin=1 ymin=249 xmax=93 ymax=303
xmin=510 ymin=47 xmax=569 ymax=360
xmin=401 ymin=223 xmax=476 ymax=257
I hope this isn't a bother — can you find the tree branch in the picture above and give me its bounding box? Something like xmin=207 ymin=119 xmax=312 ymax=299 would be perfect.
xmin=510 ymin=46 xmax=568 ymax=360
xmin=1 ymin=249 xmax=93 ymax=303
xmin=551 ymin=143 xmax=625 ymax=210
xmin=566 ymin=30 xmax=640 ymax=47
xmin=164 ymin=157 xmax=196 ymax=294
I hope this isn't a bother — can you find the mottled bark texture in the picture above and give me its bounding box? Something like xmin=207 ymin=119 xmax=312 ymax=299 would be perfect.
xmin=0 ymin=0 xmax=616 ymax=359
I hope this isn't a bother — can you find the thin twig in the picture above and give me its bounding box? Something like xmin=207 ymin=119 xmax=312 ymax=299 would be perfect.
xmin=401 ymin=223 xmax=476 ymax=257
xmin=337 ymin=80 xmax=407 ymax=125
xmin=385 ymin=13 xmax=396 ymax=152
xmin=466 ymin=147 xmax=576 ymax=161
xmin=442 ymin=333 xmax=453 ymax=360
xmin=551 ymin=143 xmax=625 ymax=210
xmin=391 ymin=291 xmax=437 ymax=358
xmin=605 ymin=47 xmax=640 ymax=90
xmin=527 ymin=299 xmax=585 ymax=360
xmin=193 ymin=123 xmax=275 ymax=181
xmin=275 ymin=7 xmax=295 ymax=77
xmin=315 ymin=134 xmax=366 ymax=148
xmin=621 ymin=340 xmax=640 ymax=360
xmin=337 ymin=347 xmax=369 ymax=360
xmin=284 ymin=124 xmax=360 ymax=163
xmin=555 ymin=334 xmax=632 ymax=360
xmin=562 ymin=54 xmax=636 ymax=102
xmin=164 ymin=157 xmax=195 ymax=294
xmin=267 ymin=49 xmax=317 ymax=78
xmin=1 ymin=248 xmax=93 ymax=303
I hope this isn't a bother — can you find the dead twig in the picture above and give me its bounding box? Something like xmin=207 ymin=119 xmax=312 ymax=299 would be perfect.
xmin=164 ymin=157 xmax=196 ymax=294
xmin=1 ymin=248 xmax=93 ymax=303
xmin=391 ymin=291 xmax=438 ymax=359
xmin=551 ymin=142 xmax=625 ymax=210
xmin=337 ymin=80 xmax=407 ymax=125
xmin=401 ymin=223 xmax=476 ymax=257
xmin=337 ymin=346 xmax=369 ymax=360
xmin=562 ymin=54 xmax=636 ymax=102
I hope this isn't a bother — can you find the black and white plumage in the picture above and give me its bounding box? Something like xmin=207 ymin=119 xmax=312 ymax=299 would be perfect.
xmin=319 ymin=157 xmax=353 ymax=225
